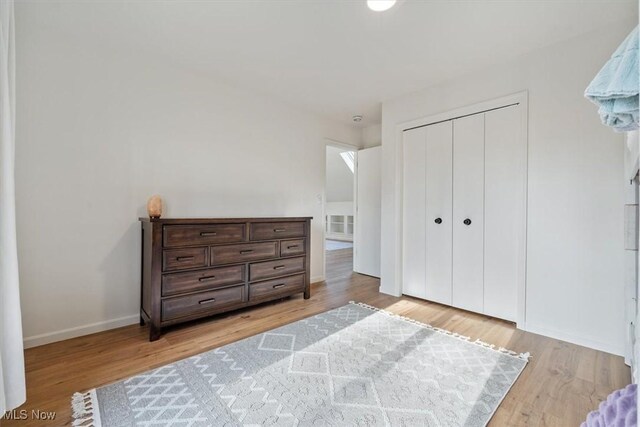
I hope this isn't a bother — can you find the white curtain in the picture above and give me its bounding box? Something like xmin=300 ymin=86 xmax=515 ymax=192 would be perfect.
xmin=0 ymin=0 xmax=25 ymax=414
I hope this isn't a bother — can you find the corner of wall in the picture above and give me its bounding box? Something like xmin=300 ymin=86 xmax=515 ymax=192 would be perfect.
xmin=361 ymin=123 xmax=382 ymax=148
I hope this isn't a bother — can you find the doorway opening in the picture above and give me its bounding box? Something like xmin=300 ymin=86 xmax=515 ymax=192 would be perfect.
xmin=325 ymin=145 xmax=355 ymax=281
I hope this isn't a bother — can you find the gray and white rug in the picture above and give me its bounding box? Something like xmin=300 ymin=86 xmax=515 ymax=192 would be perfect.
xmin=72 ymin=302 xmax=529 ymax=426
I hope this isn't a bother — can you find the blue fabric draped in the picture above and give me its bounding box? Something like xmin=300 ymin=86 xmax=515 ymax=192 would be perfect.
xmin=585 ymin=27 xmax=639 ymax=132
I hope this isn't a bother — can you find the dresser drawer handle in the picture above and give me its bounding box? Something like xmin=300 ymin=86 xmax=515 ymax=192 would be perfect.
xmin=273 ymin=284 xmax=286 ymax=289
xmin=176 ymin=256 xmax=195 ymax=261
xmin=273 ymin=265 xmax=286 ymax=270
xmin=273 ymin=228 xmax=286 ymax=232
xmin=287 ymin=245 xmax=299 ymax=249
xmin=198 ymin=275 xmax=216 ymax=282
xmin=240 ymin=250 xmax=254 ymax=255
xmin=198 ymin=298 xmax=216 ymax=305
xmin=200 ymin=231 xmax=217 ymax=237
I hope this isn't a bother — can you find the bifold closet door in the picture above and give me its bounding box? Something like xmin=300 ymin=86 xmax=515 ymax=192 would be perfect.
xmin=484 ymin=105 xmax=522 ymax=321
xmin=452 ymin=114 xmax=485 ymax=313
xmin=403 ymin=102 xmax=524 ymax=322
xmin=402 ymin=127 xmax=427 ymax=298
xmin=402 ymin=122 xmax=453 ymax=302
xmin=424 ymin=121 xmax=453 ymax=305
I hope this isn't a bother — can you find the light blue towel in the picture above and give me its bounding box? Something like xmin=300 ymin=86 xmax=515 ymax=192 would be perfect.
xmin=585 ymin=27 xmax=639 ymax=132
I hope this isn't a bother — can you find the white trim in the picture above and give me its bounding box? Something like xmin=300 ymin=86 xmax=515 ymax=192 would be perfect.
xmin=23 ymin=273 xmax=327 ymax=348
xmin=389 ymin=91 xmax=529 ymax=329
xmin=396 ymin=92 xmax=527 ymax=132
xmin=23 ymin=314 xmax=139 ymax=349
xmin=353 ymin=150 xmax=360 ymax=272
xmin=517 ymin=93 xmax=529 ymax=329
xmin=324 ymin=137 xmax=360 ymax=152
xmin=525 ymin=322 xmax=625 ymax=356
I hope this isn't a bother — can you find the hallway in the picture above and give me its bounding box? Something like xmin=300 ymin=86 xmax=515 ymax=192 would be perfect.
xmin=325 ymin=243 xmax=354 ymax=283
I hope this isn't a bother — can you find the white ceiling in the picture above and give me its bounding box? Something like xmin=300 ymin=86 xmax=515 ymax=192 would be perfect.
xmin=20 ymin=0 xmax=637 ymax=127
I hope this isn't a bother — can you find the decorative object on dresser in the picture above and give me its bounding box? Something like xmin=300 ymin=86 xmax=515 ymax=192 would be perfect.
xmin=139 ymin=217 xmax=311 ymax=341
xmin=146 ymin=195 xmax=163 ymax=218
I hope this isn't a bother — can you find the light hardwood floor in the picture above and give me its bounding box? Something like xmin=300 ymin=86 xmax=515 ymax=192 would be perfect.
xmin=2 ymin=247 xmax=630 ymax=426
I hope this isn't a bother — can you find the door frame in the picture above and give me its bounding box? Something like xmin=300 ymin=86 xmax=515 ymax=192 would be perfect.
xmin=395 ymin=91 xmax=529 ymax=329
xmin=323 ymin=138 xmax=359 ymax=280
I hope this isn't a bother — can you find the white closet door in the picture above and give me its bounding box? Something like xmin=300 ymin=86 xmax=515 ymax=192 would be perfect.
xmin=402 ymin=127 xmax=427 ymax=298
xmin=484 ymin=106 xmax=522 ymax=321
xmin=425 ymin=121 xmax=453 ymax=305
xmin=452 ymin=114 xmax=485 ymax=313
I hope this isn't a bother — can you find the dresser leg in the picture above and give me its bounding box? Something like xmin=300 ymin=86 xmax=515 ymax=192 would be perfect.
xmin=149 ymin=324 xmax=161 ymax=342
xmin=139 ymin=315 xmax=146 ymax=326
xmin=304 ymin=288 xmax=310 ymax=299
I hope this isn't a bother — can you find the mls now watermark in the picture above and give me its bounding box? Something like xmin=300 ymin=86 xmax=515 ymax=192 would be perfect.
xmin=3 ymin=409 xmax=57 ymax=421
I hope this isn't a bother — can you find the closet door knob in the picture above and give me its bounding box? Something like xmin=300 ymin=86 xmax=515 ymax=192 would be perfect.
xmin=464 ymin=218 xmax=472 ymax=226
xmin=434 ymin=218 xmax=442 ymax=224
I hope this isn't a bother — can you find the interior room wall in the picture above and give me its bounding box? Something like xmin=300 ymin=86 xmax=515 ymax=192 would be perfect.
xmin=362 ymin=124 xmax=382 ymax=148
xmin=380 ymin=20 xmax=636 ymax=356
xmin=15 ymin=10 xmax=360 ymax=347
xmin=325 ymin=202 xmax=354 ymax=216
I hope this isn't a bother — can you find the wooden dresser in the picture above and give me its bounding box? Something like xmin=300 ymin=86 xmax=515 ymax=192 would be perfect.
xmin=139 ymin=217 xmax=311 ymax=341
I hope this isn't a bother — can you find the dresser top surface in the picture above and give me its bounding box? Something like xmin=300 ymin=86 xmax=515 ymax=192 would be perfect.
xmin=139 ymin=217 xmax=313 ymax=224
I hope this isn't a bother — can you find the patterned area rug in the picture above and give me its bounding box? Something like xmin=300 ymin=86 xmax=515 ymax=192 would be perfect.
xmin=72 ymin=302 xmax=529 ymax=426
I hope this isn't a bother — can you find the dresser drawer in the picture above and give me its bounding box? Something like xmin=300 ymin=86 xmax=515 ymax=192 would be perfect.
xmin=163 ymin=247 xmax=208 ymax=272
xmin=250 ymin=222 xmax=306 ymax=241
xmin=162 ymin=286 xmax=244 ymax=321
xmin=249 ymin=256 xmax=305 ymax=281
xmin=162 ymin=265 xmax=245 ymax=297
xmin=280 ymin=239 xmax=305 ymax=257
xmin=210 ymin=242 xmax=277 ymax=265
xmin=163 ymin=224 xmax=245 ymax=247
xmin=250 ymin=274 xmax=305 ymax=302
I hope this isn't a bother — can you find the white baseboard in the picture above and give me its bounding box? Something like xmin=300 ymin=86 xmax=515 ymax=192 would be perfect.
xmin=23 ymin=314 xmax=139 ymax=349
xmin=380 ymin=290 xmax=624 ymax=356
xmin=524 ymin=322 xmax=625 ymax=357
xmin=379 ymin=286 xmax=401 ymax=297
xmin=23 ymin=278 xmax=328 ymax=349
xmin=22 ymin=279 xmax=328 ymax=348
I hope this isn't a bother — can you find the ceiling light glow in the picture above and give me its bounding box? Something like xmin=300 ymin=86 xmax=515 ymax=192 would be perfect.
xmin=367 ymin=0 xmax=396 ymax=12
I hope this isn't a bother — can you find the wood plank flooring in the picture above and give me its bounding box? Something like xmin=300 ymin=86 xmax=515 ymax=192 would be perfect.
xmin=2 ymin=247 xmax=630 ymax=426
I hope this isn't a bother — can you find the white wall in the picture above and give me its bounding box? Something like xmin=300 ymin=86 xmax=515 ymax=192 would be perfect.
xmin=381 ymin=21 xmax=635 ymax=356
xmin=326 ymin=202 xmax=354 ymax=216
xmin=15 ymin=9 xmax=360 ymax=347
xmin=362 ymin=124 xmax=382 ymax=148
xmin=326 ymin=146 xmax=354 ymax=202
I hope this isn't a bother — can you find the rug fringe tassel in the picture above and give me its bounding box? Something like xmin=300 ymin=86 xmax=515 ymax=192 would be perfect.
xmin=348 ymin=301 xmax=531 ymax=361
xmin=71 ymin=391 xmax=100 ymax=426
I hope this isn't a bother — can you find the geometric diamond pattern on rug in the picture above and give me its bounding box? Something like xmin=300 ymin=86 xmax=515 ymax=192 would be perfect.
xmin=258 ymin=333 xmax=296 ymax=352
xmin=331 ymin=376 xmax=380 ymax=406
xmin=289 ymin=352 xmax=329 ymax=374
xmin=124 ymin=365 xmax=206 ymax=425
xmin=75 ymin=302 xmax=529 ymax=426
